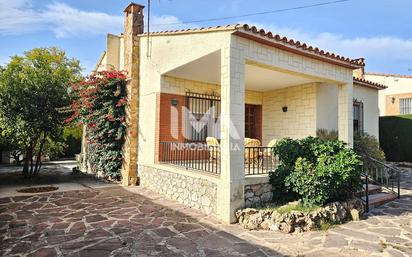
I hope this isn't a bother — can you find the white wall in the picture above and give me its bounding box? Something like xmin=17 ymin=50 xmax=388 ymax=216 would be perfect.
xmin=315 ymin=83 xmax=379 ymax=139
xmin=262 ymin=83 xmax=318 ymax=145
xmin=316 ymin=83 xmax=338 ymax=132
xmin=353 ymin=85 xmax=379 ymax=138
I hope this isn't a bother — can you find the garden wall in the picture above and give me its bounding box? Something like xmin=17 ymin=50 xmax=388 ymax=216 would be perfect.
xmin=380 ymin=115 xmax=412 ymax=162
xmin=139 ymin=164 xmax=218 ymax=216
xmin=244 ymin=176 xmax=273 ymax=208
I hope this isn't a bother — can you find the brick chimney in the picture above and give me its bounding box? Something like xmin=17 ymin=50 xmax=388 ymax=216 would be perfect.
xmin=124 ymin=3 xmax=144 ymax=35
xmin=353 ymin=58 xmax=365 ymax=79
xmin=121 ymin=3 xmax=144 ymax=186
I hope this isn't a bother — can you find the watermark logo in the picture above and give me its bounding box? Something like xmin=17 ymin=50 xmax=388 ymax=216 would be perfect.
xmin=170 ymin=105 xmax=241 ymax=141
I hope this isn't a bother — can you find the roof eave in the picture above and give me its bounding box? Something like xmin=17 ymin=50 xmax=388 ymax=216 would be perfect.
xmin=353 ymin=78 xmax=387 ymax=90
xmin=233 ymin=30 xmax=362 ymax=70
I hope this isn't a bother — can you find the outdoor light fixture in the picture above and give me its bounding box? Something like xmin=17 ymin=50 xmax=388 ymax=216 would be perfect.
xmin=282 ymin=106 xmax=288 ymax=112
xmin=171 ymin=99 xmax=178 ymax=106
xmin=390 ymin=96 xmax=396 ymax=104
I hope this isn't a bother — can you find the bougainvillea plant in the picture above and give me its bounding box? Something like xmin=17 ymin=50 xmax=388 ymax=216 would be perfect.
xmin=67 ymin=70 xmax=127 ymax=180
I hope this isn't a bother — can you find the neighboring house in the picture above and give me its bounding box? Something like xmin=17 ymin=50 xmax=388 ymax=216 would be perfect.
xmin=84 ymin=3 xmax=386 ymax=223
xmin=364 ymin=73 xmax=412 ymax=116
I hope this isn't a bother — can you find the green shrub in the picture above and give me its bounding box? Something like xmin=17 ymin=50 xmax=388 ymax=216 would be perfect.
xmin=353 ymin=132 xmax=385 ymax=166
xmin=62 ymin=125 xmax=82 ymax=157
xmin=379 ymin=115 xmax=412 ymax=162
xmin=316 ymin=129 xmax=338 ymax=141
xmin=285 ymin=140 xmax=362 ymax=205
xmin=270 ymin=137 xmax=322 ymax=203
xmin=269 ymin=137 xmax=362 ymax=206
xmin=269 ymin=165 xmax=298 ymax=203
xmin=43 ymin=138 xmax=66 ymax=160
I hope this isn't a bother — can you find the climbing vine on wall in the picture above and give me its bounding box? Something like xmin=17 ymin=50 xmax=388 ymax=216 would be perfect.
xmin=67 ymin=70 xmax=127 ymax=180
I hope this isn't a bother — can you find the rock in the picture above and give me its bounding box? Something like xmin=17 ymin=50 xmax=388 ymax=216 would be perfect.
xmin=336 ymin=203 xmax=348 ymax=222
xmin=270 ymin=211 xmax=282 ymax=223
xmin=260 ymin=219 xmax=273 ymax=230
xmin=279 ymin=222 xmax=294 ymax=233
xmin=294 ymin=226 xmax=304 ymax=234
xmin=269 ymin=223 xmax=279 ymax=231
xmin=244 ymin=212 xmax=263 ymax=230
xmin=350 ymin=209 xmax=360 ymax=221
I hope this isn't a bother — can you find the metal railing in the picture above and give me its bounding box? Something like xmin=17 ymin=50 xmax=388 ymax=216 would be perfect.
xmin=362 ymin=157 xmax=401 ymax=212
xmin=159 ymin=143 xmax=280 ymax=176
xmin=244 ymin=147 xmax=280 ymax=175
xmin=159 ymin=142 xmax=220 ymax=174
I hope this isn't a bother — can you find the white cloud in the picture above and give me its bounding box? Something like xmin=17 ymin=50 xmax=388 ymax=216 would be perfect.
xmin=240 ymin=21 xmax=412 ymax=71
xmin=42 ymin=3 xmax=123 ymax=38
xmin=0 ymin=0 xmax=44 ymax=34
xmin=0 ymin=1 xmax=185 ymax=38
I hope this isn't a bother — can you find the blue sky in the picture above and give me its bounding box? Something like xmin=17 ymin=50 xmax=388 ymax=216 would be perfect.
xmin=1 ymin=0 xmax=412 ymax=74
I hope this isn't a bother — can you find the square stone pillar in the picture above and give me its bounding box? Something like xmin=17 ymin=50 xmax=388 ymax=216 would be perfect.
xmin=121 ymin=3 xmax=144 ymax=186
xmin=338 ymin=82 xmax=354 ymax=147
xmin=217 ymin=44 xmax=246 ymax=223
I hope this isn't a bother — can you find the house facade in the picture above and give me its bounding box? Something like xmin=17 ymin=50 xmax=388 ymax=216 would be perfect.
xmin=364 ymin=73 xmax=412 ymax=116
xmin=85 ymin=3 xmax=386 ymax=223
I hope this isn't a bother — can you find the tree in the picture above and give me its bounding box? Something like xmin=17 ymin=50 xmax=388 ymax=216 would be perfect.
xmin=0 ymin=126 xmax=24 ymax=165
xmin=0 ymin=47 xmax=82 ymax=177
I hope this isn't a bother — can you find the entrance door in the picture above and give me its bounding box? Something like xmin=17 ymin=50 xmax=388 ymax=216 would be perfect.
xmin=245 ymin=104 xmax=262 ymax=141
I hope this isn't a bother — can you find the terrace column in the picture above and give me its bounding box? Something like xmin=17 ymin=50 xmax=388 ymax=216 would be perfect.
xmin=338 ymin=82 xmax=354 ymax=147
xmin=217 ymin=44 xmax=246 ymax=223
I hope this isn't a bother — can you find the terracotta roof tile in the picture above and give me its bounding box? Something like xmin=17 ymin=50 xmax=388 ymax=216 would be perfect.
xmin=366 ymin=72 xmax=412 ymax=79
xmin=353 ymin=77 xmax=387 ymax=90
xmin=236 ymin=24 xmax=364 ymax=69
xmin=140 ymin=23 xmax=364 ymax=69
xmin=141 ymin=24 xmax=238 ymax=35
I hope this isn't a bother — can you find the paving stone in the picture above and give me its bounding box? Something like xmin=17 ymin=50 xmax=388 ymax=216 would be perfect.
xmin=1 ymin=168 xmax=412 ymax=257
xmin=350 ymin=240 xmax=383 ymax=253
xmin=28 ymin=247 xmax=57 ymax=257
xmin=367 ymin=227 xmax=402 ymax=237
xmin=384 ymin=247 xmax=408 ymax=257
xmin=85 ymin=214 xmax=107 ymax=223
xmin=331 ymin=227 xmax=380 ymax=242
xmin=152 ymin=227 xmax=176 ymax=238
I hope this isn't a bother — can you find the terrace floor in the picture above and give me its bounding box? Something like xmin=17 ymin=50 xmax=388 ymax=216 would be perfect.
xmin=1 ymin=164 xmax=412 ymax=256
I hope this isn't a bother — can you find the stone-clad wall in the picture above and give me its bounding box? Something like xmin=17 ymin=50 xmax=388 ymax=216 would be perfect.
xmin=139 ymin=165 xmax=217 ymax=216
xmin=244 ymin=182 xmax=273 ymax=208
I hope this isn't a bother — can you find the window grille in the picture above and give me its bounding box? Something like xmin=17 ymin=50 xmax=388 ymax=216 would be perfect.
xmin=400 ymin=98 xmax=412 ymax=115
xmin=353 ymin=100 xmax=364 ymax=133
xmin=185 ymin=92 xmax=221 ymax=142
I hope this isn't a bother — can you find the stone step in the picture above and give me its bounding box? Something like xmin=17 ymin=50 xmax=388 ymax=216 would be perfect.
xmin=361 ymin=192 xmax=398 ymax=209
xmin=360 ymin=184 xmax=382 ymax=195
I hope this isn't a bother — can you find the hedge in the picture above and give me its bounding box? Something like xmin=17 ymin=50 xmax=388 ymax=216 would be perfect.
xmin=62 ymin=125 xmax=82 ymax=157
xmin=379 ymin=114 xmax=412 ymax=162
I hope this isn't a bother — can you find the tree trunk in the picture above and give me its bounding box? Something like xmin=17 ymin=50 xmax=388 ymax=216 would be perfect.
xmin=23 ymin=143 xmax=34 ymax=178
xmin=34 ymin=136 xmax=46 ymax=176
xmin=22 ymin=147 xmax=30 ymax=178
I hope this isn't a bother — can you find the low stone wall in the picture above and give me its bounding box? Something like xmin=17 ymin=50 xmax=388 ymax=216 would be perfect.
xmin=139 ymin=165 xmax=217 ymax=216
xmin=244 ymin=183 xmax=273 ymax=208
xmin=236 ymin=199 xmax=365 ymax=233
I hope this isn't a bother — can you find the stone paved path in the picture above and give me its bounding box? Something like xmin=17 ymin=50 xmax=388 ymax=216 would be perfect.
xmin=220 ymin=168 xmax=412 ymax=257
xmin=0 ymin=161 xmax=113 ymax=198
xmin=1 ymin=168 xmax=412 ymax=257
xmin=0 ymin=186 xmax=281 ymax=257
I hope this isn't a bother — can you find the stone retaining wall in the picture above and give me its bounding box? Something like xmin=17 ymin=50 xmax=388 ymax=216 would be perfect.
xmin=244 ymin=182 xmax=273 ymax=208
xmin=139 ymin=165 xmax=217 ymax=216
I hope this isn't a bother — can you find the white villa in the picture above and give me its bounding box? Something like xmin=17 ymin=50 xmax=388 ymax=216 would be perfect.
xmin=83 ymin=2 xmax=386 ymax=223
